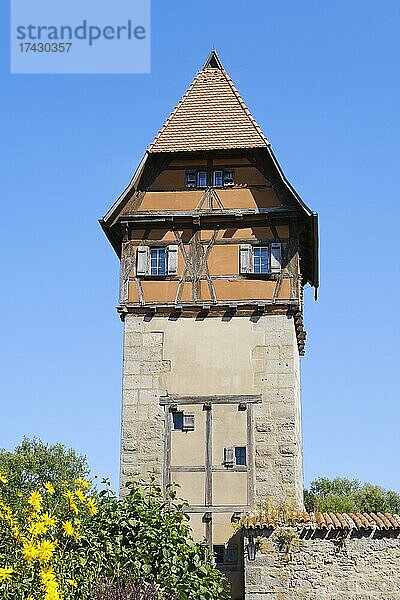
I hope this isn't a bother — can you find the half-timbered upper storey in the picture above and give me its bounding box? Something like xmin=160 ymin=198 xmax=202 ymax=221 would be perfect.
xmin=100 ymin=51 xmax=319 ymax=353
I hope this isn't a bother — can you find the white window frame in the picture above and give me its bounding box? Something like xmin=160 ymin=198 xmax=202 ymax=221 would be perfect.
xmin=197 ymin=171 xmax=208 ymax=188
xmin=239 ymin=243 xmax=282 ymax=275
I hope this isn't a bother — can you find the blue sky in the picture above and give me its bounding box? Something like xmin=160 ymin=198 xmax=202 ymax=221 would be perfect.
xmin=1 ymin=0 xmax=400 ymax=493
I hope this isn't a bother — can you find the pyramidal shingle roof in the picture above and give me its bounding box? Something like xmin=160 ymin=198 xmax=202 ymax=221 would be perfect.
xmin=148 ymin=50 xmax=269 ymax=153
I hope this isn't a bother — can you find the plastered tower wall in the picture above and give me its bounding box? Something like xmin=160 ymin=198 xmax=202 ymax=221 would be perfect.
xmin=120 ymin=312 xmax=303 ymax=507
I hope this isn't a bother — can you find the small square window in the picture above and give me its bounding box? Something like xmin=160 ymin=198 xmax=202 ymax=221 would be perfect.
xmin=223 ymin=168 xmax=234 ymax=186
xmin=197 ymin=171 xmax=208 ymax=188
xmin=172 ymin=412 xmax=195 ymax=432
xmin=253 ymin=246 xmax=269 ymax=274
xmin=150 ymin=248 xmax=166 ymax=276
xmin=185 ymin=171 xmax=196 ymax=188
xmin=172 ymin=412 xmax=184 ymax=430
xmin=235 ymin=447 xmax=247 ymax=466
xmin=213 ymin=170 xmax=223 ymax=187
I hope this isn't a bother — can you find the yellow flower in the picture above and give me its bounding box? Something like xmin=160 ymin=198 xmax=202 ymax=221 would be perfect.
xmin=74 ymin=488 xmax=85 ymax=502
xmin=0 ymin=503 xmax=13 ymax=523
xmin=41 ymin=512 xmax=56 ymax=529
xmin=86 ymin=497 xmax=98 ymax=516
xmin=40 ymin=567 xmax=61 ymax=600
xmin=0 ymin=566 xmax=14 ymax=581
xmin=62 ymin=521 xmax=74 ymax=536
xmin=28 ymin=519 xmax=47 ymax=536
xmin=75 ymin=477 xmax=90 ymax=489
xmin=28 ymin=491 xmax=43 ymax=513
xmin=67 ymin=579 xmax=78 ymax=588
xmin=37 ymin=539 xmax=56 ymax=563
xmin=65 ymin=491 xmax=79 ymax=515
xmin=44 ymin=482 xmax=55 ymax=495
xmin=0 ymin=474 xmax=8 ymax=485
xmin=22 ymin=540 xmax=39 ymax=562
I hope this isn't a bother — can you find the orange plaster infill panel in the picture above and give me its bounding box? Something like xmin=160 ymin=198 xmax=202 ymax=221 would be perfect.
xmin=141 ymin=280 xmax=179 ymax=303
xmin=213 ymin=157 xmax=251 ymax=165
xmin=207 ymin=245 xmax=238 ymax=276
xmin=169 ymin=159 xmax=207 ymax=167
xmin=180 ymin=282 xmax=193 ymax=302
xmin=275 ymin=225 xmax=290 ymax=239
xmin=138 ymin=191 xmax=201 ymax=212
xmin=150 ymin=170 xmax=184 ymax=190
xmin=129 ymin=229 xmax=180 ymax=242
xmin=200 ymin=226 xmax=288 ymax=242
xmin=235 ymin=167 xmax=267 ymax=186
xmin=218 ymin=188 xmax=280 ymax=209
xmin=278 ymin=278 xmax=291 ymax=299
xmin=200 ymin=280 xmax=212 ymax=301
xmin=128 ymin=281 xmax=140 ymax=303
xmin=212 ymin=279 xmax=290 ymax=302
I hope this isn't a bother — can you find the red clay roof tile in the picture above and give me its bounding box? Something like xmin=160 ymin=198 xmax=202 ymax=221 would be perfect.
xmin=148 ymin=54 xmax=268 ymax=153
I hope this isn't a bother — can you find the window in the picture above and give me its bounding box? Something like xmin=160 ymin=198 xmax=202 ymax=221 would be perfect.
xmin=235 ymin=447 xmax=247 ymax=466
xmin=213 ymin=545 xmax=225 ymax=564
xmin=137 ymin=245 xmax=178 ymax=277
xmin=184 ymin=168 xmax=234 ymax=188
xmin=185 ymin=171 xmax=196 ymax=188
xmin=150 ymin=248 xmax=166 ymax=276
xmin=239 ymin=243 xmax=282 ymax=275
xmin=213 ymin=544 xmax=238 ymax=565
xmin=173 ymin=412 xmax=195 ymax=432
xmin=223 ymin=168 xmax=234 ymax=186
xmin=253 ymin=246 xmax=269 ymax=274
xmin=197 ymin=171 xmax=208 ymax=187
xmin=213 ymin=170 xmax=223 ymax=187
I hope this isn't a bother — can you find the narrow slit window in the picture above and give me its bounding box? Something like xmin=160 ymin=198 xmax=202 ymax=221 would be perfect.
xmin=197 ymin=171 xmax=208 ymax=188
xmin=150 ymin=248 xmax=166 ymax=276
xmin=253 ymin=246 xmax=269 ymax=274
xmin=235 ymin=446 xmax=247 ymax=466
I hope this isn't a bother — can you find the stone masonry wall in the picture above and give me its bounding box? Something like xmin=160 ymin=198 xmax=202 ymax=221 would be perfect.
xmin=251 ymin=315 xmax=303 ymax=508
xmin=244 ymin=531 xmax=400 ymax=599
xmin=120 ymin=315 xmax=171 ymax=492
xmin=120 ymin=312 xmax=303 ymax=506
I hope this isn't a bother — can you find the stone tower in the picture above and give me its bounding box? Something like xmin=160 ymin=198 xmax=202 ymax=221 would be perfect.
xmin=101 ymin=51 xmax=318 ymax=599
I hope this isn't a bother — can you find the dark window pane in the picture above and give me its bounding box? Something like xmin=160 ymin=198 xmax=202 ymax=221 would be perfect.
xmin=150 ymin=248 xmax=166 ymax=276
xmin=185 ymin=171 xmax=196 ymax=188
xmin=223 ymin=168 xmax=234 ymax=185
xmin=235 ymin=446 xmax=247 ymax=466
xmin=197 ymin=171 xmax=208 ymax=187
xmin=213 ymin=545 xmax=225 ymax=564
xmin=172 ymin=412 xmax=184 ymax=430
xmin=213 ymin=170 xmax=223 ymax=187
xmin=253 ymin=246 xmax=269 ymax=274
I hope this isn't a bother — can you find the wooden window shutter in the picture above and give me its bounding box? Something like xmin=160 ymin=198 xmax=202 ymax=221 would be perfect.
xmin=182 ymin=413 xmax=195 ymax=432
xmin=136 ymin=246 xmax=150 ymax=276
xmin=270 ymin=243 xmax=282 ymax=273
xmin=167 ymin=245 xmax=178 ymax=275
xmin=240 ymin=244 xmax=253 ymax=274
xmin=223 ymin=447 xmax=235 ymax=467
